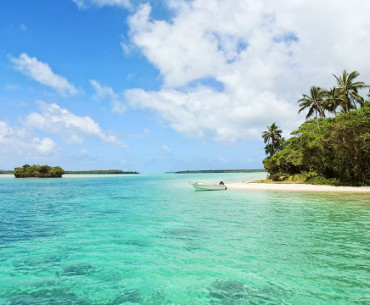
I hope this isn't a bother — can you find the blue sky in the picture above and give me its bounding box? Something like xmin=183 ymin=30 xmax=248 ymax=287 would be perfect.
xmin=1 ymin=0 xmax=369 ymax=173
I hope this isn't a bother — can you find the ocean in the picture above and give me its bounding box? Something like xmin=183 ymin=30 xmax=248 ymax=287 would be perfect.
xmin=0 ymin=173 xmax=369 ymax=304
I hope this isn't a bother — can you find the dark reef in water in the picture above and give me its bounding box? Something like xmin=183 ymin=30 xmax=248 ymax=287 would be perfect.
xmin=162 ymin=227 xmax=205 ymax=240
xmin=60 ymin=262 xmax=95 ymax=276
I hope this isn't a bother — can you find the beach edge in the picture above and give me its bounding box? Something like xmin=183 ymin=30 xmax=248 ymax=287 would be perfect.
xmin=227 ymin=182 xmax=370 ymax=193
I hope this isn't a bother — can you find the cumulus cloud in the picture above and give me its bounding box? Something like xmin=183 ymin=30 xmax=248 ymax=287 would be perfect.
xmin=126 ymin=86 xmax=292 ymax=141
xmin=9 ymin=53 xmax=79 ymax=95
xmin=90 ymin=80 xmax=126 ymax=114
xmin=72 ymin=0 xmax=131 ymax=9
xmin=125 ymin=0 xmax=370 ymax=141
xmin=25 ymin=102 xmax=127 ymax=148
xmin=0 ymin=121 xmax=57 ymax=156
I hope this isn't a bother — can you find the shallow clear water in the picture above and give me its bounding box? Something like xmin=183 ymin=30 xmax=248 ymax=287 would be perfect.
xmin=0 ymin=173 xmax=369 ymax=304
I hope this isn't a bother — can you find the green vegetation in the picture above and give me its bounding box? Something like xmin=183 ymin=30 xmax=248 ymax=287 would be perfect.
xmin=176 ymin=169 xmax=265 ymax=174
xmin=262 ymin=122 xmax=284 ymax=157
xmin=14 ymin=164 xmax=65 ymax=178
xmin=262 ymin=70 xmax=370 ymax=186
xmin=1 ymin=169 xmax=139 ymax=175
xmin=64 ymin=170 xmax=139 ymax=174
xmin=298 ymin=86 xmax=326 ymax=128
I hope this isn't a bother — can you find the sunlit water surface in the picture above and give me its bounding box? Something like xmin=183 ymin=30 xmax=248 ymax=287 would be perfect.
xmin=0 ymin=173 xmax=369 ymax=304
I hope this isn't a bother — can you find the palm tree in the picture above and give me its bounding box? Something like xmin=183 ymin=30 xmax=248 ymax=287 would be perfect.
xmin=298 ymin=86 xmax=326 ymax=127
xmin=322 ymin=87 xmax=345 ymax=117
xmin=333 ymin=70 xmax=368 ymax=113
xmin=262 ymin=123 xmax=283 ymax=156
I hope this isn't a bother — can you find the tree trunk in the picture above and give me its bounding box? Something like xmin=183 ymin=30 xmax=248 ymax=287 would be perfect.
xmin=315 ymin=111 xmax=319 ymax=128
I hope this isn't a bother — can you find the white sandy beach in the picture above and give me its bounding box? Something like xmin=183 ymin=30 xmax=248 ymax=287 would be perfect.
xmin=228 ymin=182 xmax=370 ymax=193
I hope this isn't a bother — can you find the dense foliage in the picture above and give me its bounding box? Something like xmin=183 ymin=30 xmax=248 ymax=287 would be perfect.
xmin=14 ymin=164 xmax=65 ymax=178
xmin=262 ymin=70 xmax=369 ymax=186
xmin=263 ymin=103 xmax=370 ymax=185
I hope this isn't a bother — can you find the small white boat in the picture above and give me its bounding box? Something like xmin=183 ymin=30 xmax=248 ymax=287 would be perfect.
xmin=191 ymin=181 xmax=227 ymax=191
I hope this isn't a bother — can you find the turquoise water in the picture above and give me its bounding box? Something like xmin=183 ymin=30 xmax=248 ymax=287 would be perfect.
xmin=0 ymin=173 xmax=369 ymax=304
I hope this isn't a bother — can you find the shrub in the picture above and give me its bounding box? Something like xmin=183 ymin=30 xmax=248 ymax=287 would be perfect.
xmin=293 ymin=171 xmax=318 ymax=182
xmin=270 ymin=173 xmax=289 ymax=181
xmin=306 ymin=176 xmax=340 ymax=186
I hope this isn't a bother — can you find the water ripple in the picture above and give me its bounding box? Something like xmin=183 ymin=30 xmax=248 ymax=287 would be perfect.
xmin=0 ymin=174 xmax=369 ymax=304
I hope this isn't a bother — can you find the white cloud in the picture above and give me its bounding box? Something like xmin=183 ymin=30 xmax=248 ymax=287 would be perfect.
xmin=90 ymin=80 xmax=126 ymax=114
xmin=9 ymin=53 xmax=79 ymax=95
xmin=72 ymin=0 xmax=131 ymax=9
xmin=25 ymin=102 xmax=127 ymax=148
xmin=91 ymin=79 xmax=116 ymax=100
xmin=161 ymin=144 xmax=171 ymax=153
xmin=126 ymin=87 xmax=292 ymax=142
xmin=37 ymin=138 xmax=57 ymax=154
xmin=0 ymin=122 xmax=12 ymax=141
xmin=120 ymin=41 xmax=135 ymax=55
xmin=0 ymin=121 xmax=57 ymax=156
xmin=125 ymin=0 xmax=370 ymax=142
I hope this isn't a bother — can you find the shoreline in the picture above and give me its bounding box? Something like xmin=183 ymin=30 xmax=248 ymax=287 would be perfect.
xmin=227 ymin=182 xmax=370 ymax=193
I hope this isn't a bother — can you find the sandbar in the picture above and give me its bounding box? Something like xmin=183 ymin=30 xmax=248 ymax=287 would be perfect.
xmin=227 ymin=182 xmax=370 ymax=193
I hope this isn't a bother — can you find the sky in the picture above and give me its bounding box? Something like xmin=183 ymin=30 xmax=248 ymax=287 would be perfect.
xmin=1 ymin=0 xmax=370 ymax=173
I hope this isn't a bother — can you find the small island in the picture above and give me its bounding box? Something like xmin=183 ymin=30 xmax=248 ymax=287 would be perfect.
xmin=14 ymin=164 xmax=65 ymax=178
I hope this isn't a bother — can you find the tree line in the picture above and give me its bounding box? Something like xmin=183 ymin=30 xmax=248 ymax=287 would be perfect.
xmin=2 ymin=167 xmax=139 ymax=176
xmin=65 ymin=170 xmax=139 ymax=174
xmin=262 ymin=70 xmax=370 ymax=185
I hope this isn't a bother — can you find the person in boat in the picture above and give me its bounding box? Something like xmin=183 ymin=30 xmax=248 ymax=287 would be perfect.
xmin=219 ymin=181 xmax=224 ymax=185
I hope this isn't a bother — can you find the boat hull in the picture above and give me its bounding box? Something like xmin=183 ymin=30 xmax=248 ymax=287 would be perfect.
xmin=191 ymin=183 xmax=227 ymax=191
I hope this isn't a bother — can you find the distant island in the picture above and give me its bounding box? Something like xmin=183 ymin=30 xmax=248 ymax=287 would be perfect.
xmin=14 ymin=164 xmax=65 ymax=178
xmin=65 ymin=170 xmax=139 ymax=174
xmin=175 ymin=169 xmax=265 ymax=174
xmin=0 ymin=168 xmax=140 ymax=175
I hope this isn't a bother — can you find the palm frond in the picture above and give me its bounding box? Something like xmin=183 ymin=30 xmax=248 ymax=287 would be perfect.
xmin=306 ymin=106 xmax=314 ymax=119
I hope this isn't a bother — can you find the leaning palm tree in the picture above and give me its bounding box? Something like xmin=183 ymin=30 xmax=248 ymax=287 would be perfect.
xmin=262 ymin=123 xmax=283 ymax=156
xmin=322 ymin=87 xmax=345 ymax=117
xmin=298 ymin=86 xmax=326 ymax=127
xmin=333 ymin=70 xmax=368 ymax=113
